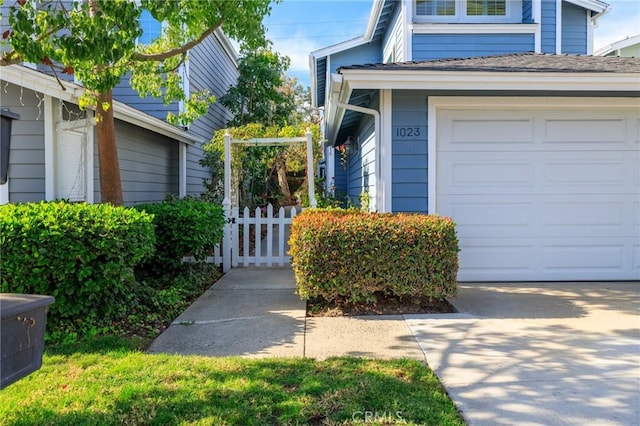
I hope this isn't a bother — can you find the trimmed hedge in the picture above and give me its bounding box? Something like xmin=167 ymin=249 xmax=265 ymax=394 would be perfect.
xmin=134 ymin=199 xmax=225 ymax=278
xmin=289 ymin=209 xmax=459 ymax=303
xmin=0 ymin=201 xmax=156 ymax=327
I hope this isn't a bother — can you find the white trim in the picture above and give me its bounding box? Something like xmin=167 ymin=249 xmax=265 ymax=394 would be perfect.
xmin=0 ymin=179 xmax=7 ymax=204
xmin=44 ymin=95 xmax=55 ymax=201
xmin=427 ymin=98 xmax=436 ymax=214
xmin=427 ymin=96 xmax=640 ymax=214
xmin=380 ymin=89 xmax=393 ymax=213
xmin=414 ymin=0 xmax=522 ymax=24
xmin=533 ymin=0 xmax=542 ymax=52
xmin=365 ymin=0 xmax=385 ymax=40
xmin=310 ymin=36 xmax=370 ymax=60
xmin=338 ymin=68 xmax=640 ymax=92
xmin=413 ymin=23 xmax=537 ymax=34
xmin=556 ymin=0 xmax=562 ymax=54
xmin=595 ymin=34 xmax=640 ymax=56
xmin=1 ymin=65 xmax=202 ymax=145
xmin=564 ymin=0 xmax=608 ymax=13
xmin=179 ymin=143 xmax=187 ymax=198
xmin=213 ymin=29 xmax=239 ymax=66
xmin=404 ymin=0 xmax=413 ymax=61
xmin=586 ymin=11 xmax=593 ymax=55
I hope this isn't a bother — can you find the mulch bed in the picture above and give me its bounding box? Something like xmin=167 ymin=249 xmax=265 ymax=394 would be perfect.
xmin=307 ymin=293 xmax=457 ymax=317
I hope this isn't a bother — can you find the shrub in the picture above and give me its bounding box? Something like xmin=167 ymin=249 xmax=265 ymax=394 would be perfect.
xmin=0 ymin=201 xmax=156 ymax=331
xmin=289 ymin=209 xmax=459 ymax=303
xmin=134 ymin=198 xmax=225 ymax=279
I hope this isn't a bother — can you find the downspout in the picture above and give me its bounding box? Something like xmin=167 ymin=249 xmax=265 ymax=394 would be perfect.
xmin=333 ymin=97 xmax=382 ymax=212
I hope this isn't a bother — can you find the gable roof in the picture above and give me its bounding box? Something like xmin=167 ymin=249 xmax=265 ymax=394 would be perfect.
xmin=1 ymin=65 xmax=202 ymax=145
xmin=339 ymin=52 xmax=640 ymax=73
xmin=594 ymin=34 xmax=640 ymax=57
xmin=326 ymin=53 xmax=639 ymax=145
xmin=309 ymin=0 xmax=397 ymax=107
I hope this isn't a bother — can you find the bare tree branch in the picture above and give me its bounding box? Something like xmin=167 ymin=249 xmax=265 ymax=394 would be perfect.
xmin=131 ymin=20 xmax=223 ymax=62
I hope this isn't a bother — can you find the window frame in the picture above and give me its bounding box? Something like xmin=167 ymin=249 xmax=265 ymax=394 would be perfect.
xmin=414 ymin=0 xmax=521 ymax=23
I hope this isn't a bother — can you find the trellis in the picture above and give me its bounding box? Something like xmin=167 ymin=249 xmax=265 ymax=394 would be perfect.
xmin=221 ymin=130 xmax=316 ymax=272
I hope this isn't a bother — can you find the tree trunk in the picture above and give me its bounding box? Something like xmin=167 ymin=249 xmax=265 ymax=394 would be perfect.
xmin=96 ymin=90 xmax=124 ymax=205
xmin=275 ymin=156 xmax=291 ymax=199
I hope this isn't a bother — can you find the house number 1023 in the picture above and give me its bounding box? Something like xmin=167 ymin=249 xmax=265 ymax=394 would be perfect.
xmin=396 ymin=127 xmax=421 ymax=138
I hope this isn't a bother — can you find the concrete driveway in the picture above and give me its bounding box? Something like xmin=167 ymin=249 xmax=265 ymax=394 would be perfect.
xmin=405 ymin=282 xmax=640 ymax=426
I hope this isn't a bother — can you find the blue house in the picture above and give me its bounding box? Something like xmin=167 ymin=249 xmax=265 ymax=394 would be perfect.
xmin=0 ymin=8 xmax=237 ymax=205
xmin=310 ymin=0 xmax=640 ymax=282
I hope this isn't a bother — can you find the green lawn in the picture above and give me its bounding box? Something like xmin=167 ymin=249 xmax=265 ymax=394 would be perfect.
xmin=0 ymin=337 xmax=464 ymax=426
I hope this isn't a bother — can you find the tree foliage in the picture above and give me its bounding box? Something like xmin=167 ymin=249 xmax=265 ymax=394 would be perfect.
xmin=201 ymin=124 xmax=322 ymax=207
xmin=0 ymin=0 xmax=274 ymax=204
xmin=220 ymin=49 xmax=296 ymax=127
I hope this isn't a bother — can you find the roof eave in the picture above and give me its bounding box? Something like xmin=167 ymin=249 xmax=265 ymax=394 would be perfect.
xmin=1 ymin=65 xmax=202 ymax=145
xmin=338 ymin=68 xmax=640 ymax=92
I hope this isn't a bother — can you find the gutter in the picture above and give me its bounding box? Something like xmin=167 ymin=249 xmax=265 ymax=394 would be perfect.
xmin=333 ymin=95 xmax=385 ymax=213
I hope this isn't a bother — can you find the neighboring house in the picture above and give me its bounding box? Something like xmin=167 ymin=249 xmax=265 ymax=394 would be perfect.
xmin=0 ymin=7 xmax=238 ymax=205
xmin=595 ymin=34 xmax=640 ymax=57
xmin=310 ymin=0 xmax=640 ymax=282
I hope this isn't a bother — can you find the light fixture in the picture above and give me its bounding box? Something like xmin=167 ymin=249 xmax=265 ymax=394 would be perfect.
xmin=344 ymin=136 xmax=358 ymax=156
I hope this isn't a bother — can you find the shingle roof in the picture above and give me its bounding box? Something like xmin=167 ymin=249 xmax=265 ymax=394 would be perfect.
xmin=339 ymin=53 xmax=640 ymax=73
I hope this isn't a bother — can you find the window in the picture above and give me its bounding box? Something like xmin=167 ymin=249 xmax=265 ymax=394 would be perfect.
xmin=415 ymin=0 xmax=516 ymax=22
xmin=466 ymin=0 xmax=506 ymax=16
xmin=416 ymin=0 xmax=456 ymax=16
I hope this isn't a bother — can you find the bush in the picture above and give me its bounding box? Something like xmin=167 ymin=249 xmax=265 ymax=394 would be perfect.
xmin=0 ymin=201 xmax=156 ymax=332
xmin=289 ymin=209 xmax=459 ymax=303
xmin=134 ymin=199 xmax=225 ymax=279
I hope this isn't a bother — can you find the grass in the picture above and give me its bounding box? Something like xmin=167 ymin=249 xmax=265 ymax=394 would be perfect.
xmin=0 ymin=337 xmax=464 ymax=426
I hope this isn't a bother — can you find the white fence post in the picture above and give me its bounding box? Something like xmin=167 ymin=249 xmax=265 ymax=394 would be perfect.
xmin=242 ymin=206 xmax=250 ymax=266
xmin=254 ymin=206 xmax=262 ymax=266
xmin=278 ymin=206 xmax=285 ymax=266
xmin=306 ymin=129 xmax=317 ymax=208
xmin=222 ymin=197 xmax=231 ymax=273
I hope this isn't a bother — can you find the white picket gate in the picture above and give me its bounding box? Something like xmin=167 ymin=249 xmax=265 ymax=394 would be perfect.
xmin=229 ymin=204 xmax=299 ymax=268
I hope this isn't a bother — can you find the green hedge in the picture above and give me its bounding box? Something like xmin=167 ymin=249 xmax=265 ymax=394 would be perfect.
xmin=289 ymin=209 xmax=459 ymax=303
xmin=0 ymin=201 xmax=155 ymax=328
xmin=134 ymin=199 xmax=225 ymax=278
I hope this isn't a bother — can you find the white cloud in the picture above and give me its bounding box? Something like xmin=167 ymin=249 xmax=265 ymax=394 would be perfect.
xmin=594 ymin=2 xmax=640 ymax=49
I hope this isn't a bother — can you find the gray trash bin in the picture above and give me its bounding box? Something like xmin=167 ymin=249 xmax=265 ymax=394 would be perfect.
xmin=1 ymin=294 xmax=55 ymax=390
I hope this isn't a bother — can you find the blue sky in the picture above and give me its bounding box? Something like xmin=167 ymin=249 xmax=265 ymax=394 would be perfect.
xmin=261 ymin=0 xmax=640 ymax=87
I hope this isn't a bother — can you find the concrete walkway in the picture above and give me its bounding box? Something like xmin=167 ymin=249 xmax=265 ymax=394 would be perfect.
xmin=148 ymin=268 xmax=640 ymax=426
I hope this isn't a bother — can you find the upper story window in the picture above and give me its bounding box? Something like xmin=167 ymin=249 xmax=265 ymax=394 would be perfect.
xmin=415 ymin=0 xmax=520 ymax=23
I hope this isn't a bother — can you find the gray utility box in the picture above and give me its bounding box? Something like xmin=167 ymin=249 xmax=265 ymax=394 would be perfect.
xmin=1 ymin=294 xmax=55 ymax=390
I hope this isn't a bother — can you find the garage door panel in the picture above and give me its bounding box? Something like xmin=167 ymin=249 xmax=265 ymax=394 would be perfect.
xmin=450 ymin=118 xmax=534 ymax=145
xmin=540 ymin=197 xmax=636 ymax=238
xmin=458 ymin=243 xmax=535 ymax=272
xmin=543 ymin=118 xmax=628 ymax=144
xmin=542 ymin=159 xmax=628 ymax=188
xmin=442 ymin=199 xmax=535 ymax=238
xmin=541 ymin=243 xmax=627 ymax=272
xmin=436 ymin=104 xmax=639 ymax=281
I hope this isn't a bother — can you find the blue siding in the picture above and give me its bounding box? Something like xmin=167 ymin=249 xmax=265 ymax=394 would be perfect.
xmin=333 ymin=154 xmax=347 ymax=200
xmin=522 ymin=0 xmax=533 ymax=23
xmin=541 ymin=0 xmax=557 ymax=53
xmin=562 ymin=2 xmax=587 ymax=54
xmin=112 ymin=75 xmax=180 ymax=121
xmin=346 ymin=115 xmax=376 ymax=208
xmin=186 ymin=33 xmax=238 ymax=196
xmin=412 ymin=33 xmax=534 ymax=60
xmin=330 ymin=42 xmax=382 ymax=71
xmin=391 ymin=92 xmax=428 ymax=213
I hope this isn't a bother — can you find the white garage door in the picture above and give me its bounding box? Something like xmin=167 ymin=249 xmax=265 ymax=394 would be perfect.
xmin=436 ymin=101 xmax=640 ymax=282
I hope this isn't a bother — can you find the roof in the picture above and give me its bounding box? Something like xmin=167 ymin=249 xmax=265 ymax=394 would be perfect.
xmin=339 ymin=53 xmax=640 ymax=73
xmin=594 ymin=34 xmax=640 ymax=57
xmin=1 ymin=65 xmax=202 ymax=145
